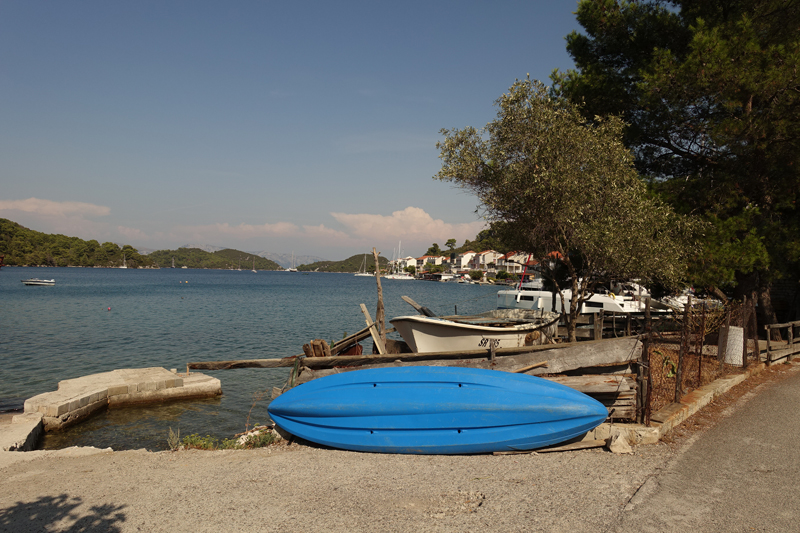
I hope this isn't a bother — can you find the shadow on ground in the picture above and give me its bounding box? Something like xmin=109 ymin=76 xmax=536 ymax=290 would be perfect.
xmin=0 ymin=493 xmax=126 ymax=532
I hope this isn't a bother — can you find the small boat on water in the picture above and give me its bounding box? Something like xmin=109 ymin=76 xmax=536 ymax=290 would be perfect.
xmin=390 ymin=309 xmax=559 ymax=353
xmin=354 ymin=254 xmax=372 ymax=277
xmin=21 ymin=278 xmax=55 ymax=286
xmin=267 ymin=366 xmax=608 ymax=454
xmin=384 ymin=272 xmax=414 ymax=280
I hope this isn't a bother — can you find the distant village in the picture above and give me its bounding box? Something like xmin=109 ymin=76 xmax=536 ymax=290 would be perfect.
xmin=392 ymin=250 xmax=530 ymax=281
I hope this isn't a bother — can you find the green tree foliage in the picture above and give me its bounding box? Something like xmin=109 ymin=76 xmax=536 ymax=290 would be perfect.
xmin=296 ymin=254 xmax=389 ymax=273
xmin=147 ymin=248 xmax=280 ymax=270
xmin=553 ymin=0 xmax=800 ymax=316
xmin=436 ymin=78 xmax=698 ymax=340
xmin=425 ymin=243 xmax=442 ymax=256
xmin=0 ymin=218 xmax=152 ymax=268
xmin=445 ymin=238 xmax=457 ymax=250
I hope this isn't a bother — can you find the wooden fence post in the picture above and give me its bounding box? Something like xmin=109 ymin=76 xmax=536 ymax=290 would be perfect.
xmin=742 ymin=295 xmax=750 ymax=369
xmin=789 ymin=324 xmax=795 ymax=362
xmin=644 ymin=297 xmax=653 ymax=426
xmin=749 ymin=293 xmax=759 ymax=365
xmin=764 ymin=325 xmax=772 ymax=365
xmin=697 ymin=303 xmax=707 ymax=385
xmin=593 ymin=311 xmax=604 ymax=340
xmin=675 ymin=296 xmax=691 ymax=403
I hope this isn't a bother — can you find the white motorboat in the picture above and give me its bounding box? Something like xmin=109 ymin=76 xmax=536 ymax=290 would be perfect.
xmin=21 ymin=278 xmax=55 ymax=286
xmin=497 ymin=285 xmax=647 ymax=314
xmin=384 ymin=272 xmax=414 ymax=280
xmin=390 ymin=309 xmax=559 ymax=353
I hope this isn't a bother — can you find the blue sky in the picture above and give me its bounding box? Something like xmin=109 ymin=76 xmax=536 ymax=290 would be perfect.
xmin=1 ymin=1 xmax=582 ymax=259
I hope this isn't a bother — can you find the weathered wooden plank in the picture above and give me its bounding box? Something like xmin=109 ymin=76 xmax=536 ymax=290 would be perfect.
xmin=189 ymin=337 xmax=640 ymax=376
xmin=293 ymin=337 xmax=641 ymax=384
xmin=188 ymin=358 xmax=299 ymax=370
xmin=544 ymin=375 xmax=632 ymax=394
xmin=512 ymin=361 xmax=549 ymax=373
xmin=766 ymin=320 xmax=800 ymax=329
xmin=492 ymin=439 xmax=607 ymax=455
xmin=360 ymin=303 xmax=386 ymax=355
xmin=401 ymin=295 xmax=437 ymax=317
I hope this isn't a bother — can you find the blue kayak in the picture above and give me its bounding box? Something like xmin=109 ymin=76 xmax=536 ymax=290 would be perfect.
xmin=267 ymin=366 xmax=608 ymax=454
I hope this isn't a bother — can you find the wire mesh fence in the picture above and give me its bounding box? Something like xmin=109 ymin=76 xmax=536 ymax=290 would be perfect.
xmin=642 ymin=297 xmax=760 ymax=420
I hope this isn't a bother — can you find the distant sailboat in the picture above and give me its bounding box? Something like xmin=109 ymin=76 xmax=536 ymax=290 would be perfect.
xmin=288 ymin=252 xmax=298 ymax=272
xmin=252 ymin=257 xmax=257 ymax=273
xmin=355 ymin=254 xmax=372 ymax=277
xmin=120 ymin=254 xmax=128 ymax=269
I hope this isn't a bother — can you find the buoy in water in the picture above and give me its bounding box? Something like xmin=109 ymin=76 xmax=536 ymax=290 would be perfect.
xmin=107 ymin=307 xmax=111 ymax=311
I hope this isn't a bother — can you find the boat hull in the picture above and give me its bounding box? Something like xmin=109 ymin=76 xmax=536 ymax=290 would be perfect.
xmin=267 ymin=366 xmax=608 ymax=454
xmin=497 ymin=288 xmax=645 ymax=314
xmin=21 ymin=278 xmax=55 ymax=286
xmin=389 ymin=312 xmax=557 ymax=353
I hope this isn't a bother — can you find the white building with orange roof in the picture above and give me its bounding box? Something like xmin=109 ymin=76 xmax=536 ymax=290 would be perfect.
xmin=468 ymin=250 xmax=502 ymax=272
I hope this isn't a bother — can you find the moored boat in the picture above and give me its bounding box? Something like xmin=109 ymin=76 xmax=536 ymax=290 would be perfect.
xmin=267 ymin=366 xmax=608 ymax=454
xmin=497 ymin=286 xmax=647 ymax=314
xmin=390 ymin=309 xmax=559 ymax=353
xmin=384 ymin=272 xmax=414 ymax=280
xmin=21 ymin=278 xmax=55 ymax=286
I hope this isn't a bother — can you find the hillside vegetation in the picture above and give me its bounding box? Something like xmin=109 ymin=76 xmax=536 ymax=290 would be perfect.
xmin=298 ymin=253 xmax=388 ymax=273
xmin=149 ymin=248 xmax=279 ymax=270
xmin=0 ymin=218 xmax=152 ymax=268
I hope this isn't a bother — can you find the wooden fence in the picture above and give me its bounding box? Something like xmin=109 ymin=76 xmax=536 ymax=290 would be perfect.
xmin=765 ymin=320 xmax=800 ymax=364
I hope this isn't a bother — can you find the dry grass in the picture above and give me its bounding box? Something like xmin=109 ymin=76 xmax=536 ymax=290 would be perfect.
xmin=647 ymin=341 xmax=752 ymax=414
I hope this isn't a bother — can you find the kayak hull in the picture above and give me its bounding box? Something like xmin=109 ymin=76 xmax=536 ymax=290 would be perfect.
xmin=268 ymin=366 xmax=608 ymax=454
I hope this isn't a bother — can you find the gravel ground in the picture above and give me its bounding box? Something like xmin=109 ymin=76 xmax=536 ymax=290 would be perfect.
xmin=0 ymin=437 xmax=673 ymax=532
xmin=3 ymin=363 xmax=796 ymax=533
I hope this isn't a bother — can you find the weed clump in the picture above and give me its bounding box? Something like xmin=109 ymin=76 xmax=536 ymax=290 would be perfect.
xmin=168 ymin=426 xmax=278 ymax=451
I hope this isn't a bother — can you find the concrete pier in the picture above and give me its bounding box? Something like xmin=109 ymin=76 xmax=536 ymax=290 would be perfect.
xmin=0 ymin=368 xmax=221 ymax=451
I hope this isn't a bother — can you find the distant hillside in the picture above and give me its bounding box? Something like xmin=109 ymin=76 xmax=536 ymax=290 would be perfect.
xmin=298 ymin=253 xmax=389 ymax=273
xmin=179 ymin=243 xmax=227 ymax=253
xmin=148 ymin=248 xmax=280 ymax=270
xmin=254 ymin=251 xmax=327 ymax=269
xmin=0 ymin=218 xmax=152 ymax=268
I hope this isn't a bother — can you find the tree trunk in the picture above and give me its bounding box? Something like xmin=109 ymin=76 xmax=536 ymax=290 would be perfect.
xmin=735 ymin=270 xmax=779 ymax=340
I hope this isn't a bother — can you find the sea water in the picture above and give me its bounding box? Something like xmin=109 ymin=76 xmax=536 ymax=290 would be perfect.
xmin=1 ymin=267 xmax=498 ymax=450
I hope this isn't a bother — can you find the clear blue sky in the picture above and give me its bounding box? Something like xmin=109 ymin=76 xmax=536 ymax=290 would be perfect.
xmin=1 ymin=1 xmax=582 ymax=259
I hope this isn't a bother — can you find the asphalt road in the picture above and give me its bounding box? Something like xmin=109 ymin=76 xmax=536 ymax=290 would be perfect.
xmin=612 ymin=362 xmax=800 ymax=532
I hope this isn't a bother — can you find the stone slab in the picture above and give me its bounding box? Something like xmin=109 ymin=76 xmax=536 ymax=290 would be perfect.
xmin=21 ymin=367 xmax=221 ymax=432
xmin=0 ymin=412 xmax=43 ymax=452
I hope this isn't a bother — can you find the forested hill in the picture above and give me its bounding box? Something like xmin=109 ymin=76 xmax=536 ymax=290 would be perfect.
xmin=0 ymin=218 xmax=280 ymax=270
xmin=148 ymin=248 xmax=279 ymax=270
xmin=0 ymin=218 xmax=152 ymax=268
xmin=298 ymin=253 xmax=389 ymax=273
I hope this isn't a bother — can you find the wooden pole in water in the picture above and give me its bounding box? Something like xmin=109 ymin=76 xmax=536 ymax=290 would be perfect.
xmin=373 ymin=247 xmax=386 ymax=345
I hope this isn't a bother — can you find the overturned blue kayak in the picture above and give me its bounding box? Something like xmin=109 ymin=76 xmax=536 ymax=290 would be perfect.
xmin=267 ymin=366 xmax=608 ymax=454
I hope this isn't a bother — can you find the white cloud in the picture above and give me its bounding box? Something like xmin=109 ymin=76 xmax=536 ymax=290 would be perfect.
xmin=301 ymin=224 xmax=351 ymax=241
xmin=170 ymin=221 xmax=300 ymax=243
xmin=0 ymin=197 xmax=110 ymax=217
xmin=330 ymin=206 xmax=486 ymax=253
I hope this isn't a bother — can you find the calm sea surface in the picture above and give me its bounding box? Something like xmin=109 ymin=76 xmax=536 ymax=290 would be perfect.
xmin=1 ymin=267 xmax=498 ymax=451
